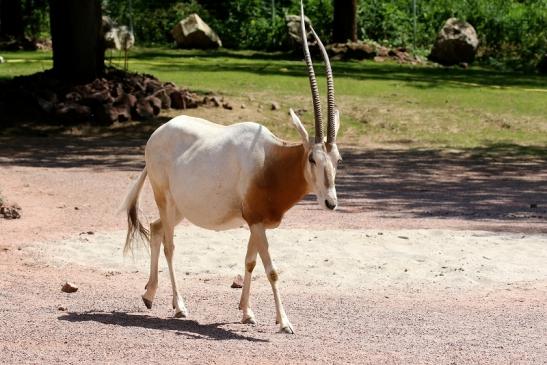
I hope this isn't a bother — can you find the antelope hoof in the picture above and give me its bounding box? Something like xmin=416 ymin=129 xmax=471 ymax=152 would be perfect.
xmin=142 ymin=296 xmax=153 ymax=309
xmin=174 ymin=310 xmax=187 ymax=319
xmin=279 ymin=323 xmax=294 ymax=334
xmin=241 ymin=315 xmax=257 ymax=325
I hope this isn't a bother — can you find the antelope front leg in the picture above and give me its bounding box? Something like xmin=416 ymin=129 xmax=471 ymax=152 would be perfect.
xmin=250 ymin=224 xmax=294 ymax=334
xmin=239 ymin=235 xmax=258 ymax=324
xmin=163 ymin=228 xmax=188 ymax=318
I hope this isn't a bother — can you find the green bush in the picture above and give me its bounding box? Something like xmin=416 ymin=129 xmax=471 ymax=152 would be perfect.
xmin=357 ymin=0 xmax=546 ymax=70
xmin=88 ymin=0 xmax=547 ymax=70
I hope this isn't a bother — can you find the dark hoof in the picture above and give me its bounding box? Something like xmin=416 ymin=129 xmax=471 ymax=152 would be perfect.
xmin=174 ymin=311 xmax=187 ymax=319
xmin=241 ymin=316 xmax=257 ymax=325
xmin=142 ymin=296 xmax=153 ymax=309
xmin=279 ymin=325 xmax=295 ymax=334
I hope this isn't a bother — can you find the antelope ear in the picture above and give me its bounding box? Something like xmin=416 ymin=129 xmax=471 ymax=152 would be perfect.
xmin=289 ymin=108 xmax=309 ymax=144
xmin=334 ymin=109 xmax=341 ymax=139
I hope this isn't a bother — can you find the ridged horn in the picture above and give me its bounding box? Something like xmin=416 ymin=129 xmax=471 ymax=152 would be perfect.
xmin=300 ymin=0 xmax=323 ymax=143
xmin=310 ymin=26 xmax=336 ymax=143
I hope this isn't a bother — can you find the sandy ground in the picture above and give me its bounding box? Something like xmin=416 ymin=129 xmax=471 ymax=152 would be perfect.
xmin=1 ymin=133 xmax=546 ymax=364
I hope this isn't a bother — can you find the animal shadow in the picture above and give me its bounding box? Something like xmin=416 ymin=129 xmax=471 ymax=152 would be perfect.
xmin=58 ymin=311 xmax=268 ymax=342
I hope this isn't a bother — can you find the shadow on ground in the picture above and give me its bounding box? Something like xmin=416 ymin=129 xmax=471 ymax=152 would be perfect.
xmin=329 ymin=145 xmax=546 ymax=225
xmin=0 ymin=131 xmax=545 ymax=226
xmin=58 ymin=311 xmax=268 ymax=342
xmin=128 ymin=49 xmax=547 ymax=90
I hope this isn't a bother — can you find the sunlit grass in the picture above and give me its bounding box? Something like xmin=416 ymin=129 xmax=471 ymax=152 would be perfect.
xmin=1 ymin=47 xmax=545 ymax=150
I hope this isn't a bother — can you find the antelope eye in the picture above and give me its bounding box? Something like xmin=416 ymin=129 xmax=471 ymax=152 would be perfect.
xmin=308 ymin=155 xmax=316 ymax=164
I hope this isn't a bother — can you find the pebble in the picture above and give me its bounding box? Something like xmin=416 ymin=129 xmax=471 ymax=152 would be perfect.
xmin=61 ymin=282 xmax=78 ymax=293
xmin=231 ymin=274 xmax=244 ymax=288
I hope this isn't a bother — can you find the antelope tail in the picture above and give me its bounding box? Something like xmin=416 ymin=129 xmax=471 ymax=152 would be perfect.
xmin=120 ymin=167 xmax=150 ymax=255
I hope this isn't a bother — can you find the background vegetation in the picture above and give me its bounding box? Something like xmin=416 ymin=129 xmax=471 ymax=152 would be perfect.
xmin=5 ymin=0 xmax=546 ymax=71
xmin=1 ymin=48 xmax=546 ymax=153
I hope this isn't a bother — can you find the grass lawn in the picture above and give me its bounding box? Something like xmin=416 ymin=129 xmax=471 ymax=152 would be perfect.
xmin=0 ymin=47 xmax=545 ymax=152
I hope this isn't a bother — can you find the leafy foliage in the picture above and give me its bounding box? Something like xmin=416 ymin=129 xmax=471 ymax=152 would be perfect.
xmin=357 ymin=0 xmax=546 ymax=70
xmin=6 ymin=0 xmax=545 ymax=70
xmin=103 ymin=0 xmax=332 ymax=50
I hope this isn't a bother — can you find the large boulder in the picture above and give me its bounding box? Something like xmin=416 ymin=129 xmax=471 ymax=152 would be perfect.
xmin=285 ymin=14 xmax=315 ymax=50
xmin=429 ymin=18 xmax=479 ymax=66
xmin=171 ymin=14 xmax=222 ymax=49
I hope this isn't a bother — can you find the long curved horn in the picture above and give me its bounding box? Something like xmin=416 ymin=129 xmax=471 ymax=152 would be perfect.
xmin=310 ymin=26 xmax=336 ymax=144
xmin=300 ymin=0 xmax=323 ymax=143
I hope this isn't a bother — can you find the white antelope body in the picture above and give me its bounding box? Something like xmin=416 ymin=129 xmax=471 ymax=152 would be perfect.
xmin=122 ymin=2 xmax=341 ymax=334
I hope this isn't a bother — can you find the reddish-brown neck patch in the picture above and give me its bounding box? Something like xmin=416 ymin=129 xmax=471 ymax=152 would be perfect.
xmin=243 ymin=143 xmax=309 ymax=227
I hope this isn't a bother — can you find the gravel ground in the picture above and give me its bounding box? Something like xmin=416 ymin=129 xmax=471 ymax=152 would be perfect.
xmin=1 ymin=134 xmax=546 ymax=364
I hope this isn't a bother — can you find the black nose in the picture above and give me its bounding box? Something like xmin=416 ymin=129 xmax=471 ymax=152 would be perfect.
xmin=325 ymin=200 xmax=336 ymax=210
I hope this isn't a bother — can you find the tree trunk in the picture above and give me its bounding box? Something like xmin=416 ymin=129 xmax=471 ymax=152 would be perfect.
xmin=332 ymin=0 xmax=357 ymax=43
xmin=0 ymin=0 xmax=25 ymax=38
xmin=49 ymin=0 xmax=103 ymax=83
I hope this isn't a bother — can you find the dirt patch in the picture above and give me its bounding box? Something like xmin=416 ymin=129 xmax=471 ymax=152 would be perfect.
xmin=0 ymin=132 xmax=546 ymax=363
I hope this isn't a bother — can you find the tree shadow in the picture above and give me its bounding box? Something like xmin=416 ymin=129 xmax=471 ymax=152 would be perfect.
xmin=130 ymin=48 xmax=296 ymax=62
xmin=133 ymin=53 xmax=546 ymax=90
xmin=327 ymin=144 xmax=546 ymax=227
xmin=0 ymin=118 xmax=171 ymax=170
xmin=0 ymin=129 xmax=545 ymax=228
xmin=58 ymin=311 xmax=268 ymax=342
xmin=0 ymin=134 xmax=147 ymax=170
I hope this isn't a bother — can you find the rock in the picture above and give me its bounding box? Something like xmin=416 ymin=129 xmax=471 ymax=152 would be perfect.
xmin=0 ymin=67 xmax=210 ymax=125
xmin=0 ymin=204 xmax=22 ymax=219
xmin=537 ymin=54 xmax=547 ymax=74
xmin=377 ymin=46 xmax=389 ymax=57
xmin=429 ymin=18 xmax=479 ymax=66
xmin=135 ymin=97 xmax=155 ymax=119
xmin=145 ymin=78 xmax=162 ymax=94
xmin=222 ymin=102 xmax=233 ymax=110
xmin=94 ymin=103 xmax=119 ymax=125
xmin=327 ymin=41 xmax=376 ymax=60
xmin=240 ymin=104 xmax=246 ymax=109
xmin=61 ymin=282 xmax=78 ymax=293
xmin=65 ymin=91 xmax=82 ymax=102
xmin=146 ymin=95 xmax=162 ymax=115
xmin=36 ymin=97 xmax=56 ymax=114
xmin=55 ymin=102 xmax=91 ymax=122
xmin=388 ymin=47 xmax=414 ymax=63
xmin=113 ymin=103 xmax=131 ymax=122
xmin=211 ymin=96 xmax=222 ymax=107
xmin=121 ymin=93 xmax=137 ymax=109
xmin=154 ymin=89 xmax=171 ymax=109
xmin=231 ymin=274 xmax=244 ymax=288
xmin=58 ymin=306 xmax=67 ymax=311
xmin=83 ymin=89 xmax=113 ymax=107
xmin=171 ymin=14 xmax=222 ymax=49
xmin=347 ymin=42 xmax=376 ymax=60
xmin=271 ymin=102 xmax=280 ymax=111
xmin=169 ymin=90 xmax=187 ymax=109
xmin=285 ymin=14 xmax=315 ymax=50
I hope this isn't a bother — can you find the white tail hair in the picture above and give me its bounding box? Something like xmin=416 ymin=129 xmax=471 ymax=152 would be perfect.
xmin=120 ymin=167 xmax=150 ymax=255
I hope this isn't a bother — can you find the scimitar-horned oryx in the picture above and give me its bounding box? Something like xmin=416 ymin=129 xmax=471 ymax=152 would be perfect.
xmin=121 ymin=1 xmax=342 ymax=334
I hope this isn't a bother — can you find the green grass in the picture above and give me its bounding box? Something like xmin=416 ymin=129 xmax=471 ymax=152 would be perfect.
xmin=1 ymin=47 xmax=546 ymax=151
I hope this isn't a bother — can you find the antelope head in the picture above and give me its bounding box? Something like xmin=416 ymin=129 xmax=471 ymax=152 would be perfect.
xmin=289 ymin=1 xmax=342 ymax=211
